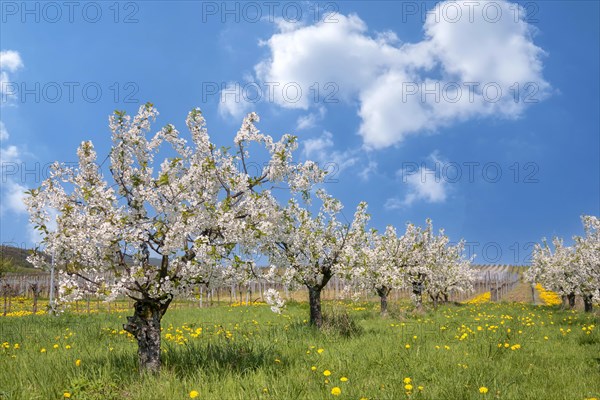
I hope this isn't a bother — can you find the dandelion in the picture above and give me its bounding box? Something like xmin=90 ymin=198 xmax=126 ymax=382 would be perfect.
xmin=405 ymin=384 xmax=413 ymax=391
xmin=323 ymin=370 xmax=331 ymax=377
xmin=40 ymin=348 xmax=46 ymax=353
xmin=75 ymin=359 xmax=81 ymax=367
xmin=189 ymin=390 xmax=199 ymax=398
xmin=405 ymin=344 xmax=410 ymax=349
xmin=311 ymin=366 xmax=317 ymax=371
xmin=418 ymin=386 xmax=424 ymax=391
xmin=53 ymin=344 xmax=59 ymax=349
xmin=63 ymin=393 xmax=71 ymax=398
xmin=340 ymin=377 xmax=348 ymax=382
xmin=479 ymin=387 xmax=488 ymax=394
xmin=317 ymin=348 xmax=325 ymax=354
xmin=331 ymin=387 xmax=342 ymax=396
xmin=403 ymin=377 xmax=411 ymax=384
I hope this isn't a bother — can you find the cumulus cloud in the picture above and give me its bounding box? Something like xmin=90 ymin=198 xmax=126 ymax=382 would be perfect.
xmin=1 ymin=121 xmax=27 ymax=216
xmin=0 ymin=50 xmax=23 ymax=99
xmin=302 ymin=131 xmax=358 ymax=173
xmin=386 ymin=151 xmax=449 ymax=208
xmin=296 ymin=106 xmax=326 ymax=130
xmin=218 ymin=82 xmax=255 ymax=119
xmin=0 ymin=121 xmax=9 ymax=141
xmin=253 ymin=0 xmax=550 ymax=148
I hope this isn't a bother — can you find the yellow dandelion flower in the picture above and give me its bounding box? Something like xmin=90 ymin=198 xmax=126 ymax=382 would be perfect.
xmin=405 ymin=384 xmax=413 ymax=391
xmin=340 ymin=377 xmax=348 ymax=382
xmin=403 ymin=377 xmax=411 ymax=384
xmin=311 ymin=366 xmax=317 ymax=371
xmin=189 ymin=390 xmax=199 ymax=398
xmin=63 ymin=393 xmax=71 ymax=398
xmin=479 ymin=387 xmax=488 ymax=394
xmin=331 ymin=387 xmax=341 ymax=396
xmin=317 ymin=348 xmax=325 ymax=354
xmin=405 ymin=344 xmax=410 ymax=349
xmin=40 ymin=348 xmax=46 ymax=353
xmin=323 ymin=370 xmax=331 ymax=377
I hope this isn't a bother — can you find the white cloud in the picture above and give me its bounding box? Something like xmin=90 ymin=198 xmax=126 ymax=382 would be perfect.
xmin=402 ymin=167 xmax=448 ymax=206
xmin=302 ymin=131 xmax=358 ymax=173
xmin=386 ymin=151 xmax=450 ymax=208
xmin=218 ymin=82 xmax=254 ymax=120
xmin=0 ymin=50 xmax=24 ymax=100
xmin=0 ymin=50 xmax=23 ymax=72
xmin=296 ymin=106 xmax=326 ymax=130
xmin=1 ymin=179 xmax=27 ymax=215
xmin=359 ymin=160 xmax=378 ymax=181
xmin=252 ymin=0 xmax=549 ymax=148
xmin=1 ymin=144 xmax=20 ymax=162
xmin=0 ymin=121 xmax=9 ymax=141
xmin=0 ymin=120 xmax=27 ymax=216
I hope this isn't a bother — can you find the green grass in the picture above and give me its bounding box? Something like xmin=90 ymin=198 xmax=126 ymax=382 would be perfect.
xmin=1 ymin=300 xmax=599 ymax=400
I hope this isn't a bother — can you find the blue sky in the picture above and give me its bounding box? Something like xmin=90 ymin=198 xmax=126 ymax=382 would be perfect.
xmin=1 ymin=0 xmax=598 ymax=264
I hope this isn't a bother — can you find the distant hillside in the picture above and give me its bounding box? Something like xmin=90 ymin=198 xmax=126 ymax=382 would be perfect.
xmin=0 ymin=245 xmax=162 ymax=276
xmin=0 ymin=245 xmax=47 ymax=275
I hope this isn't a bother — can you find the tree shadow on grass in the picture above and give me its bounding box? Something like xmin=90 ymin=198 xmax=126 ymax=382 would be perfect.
xmin=162 ymin=339 xmax=281 ymax=378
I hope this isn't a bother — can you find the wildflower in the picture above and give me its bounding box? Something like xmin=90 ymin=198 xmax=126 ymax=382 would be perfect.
xmin=189 ymin=390 xmax=199 ymax=398
xmin=65 ymin=345 xmax=71 ymax=350
xmin=418 ymin=386 xmax=424 ymax=391
xmin=317 ymin=348 xmax=325 ymax=354
xmin=311 ymin=366 xmax=317 ymax=371
xmin=40 ymin=348 xmax=46 ymax=353
xmin=53 ymin=344 xmax=59 ymax=349
xmin=340 ymin=377 xmax=348 ymax=382
xmin=64 ymin=393 xmax=71 ymax=398
xmin=479 ymin=387 xmax=488 ymax=394
xmin=75 ymin=359 xmax=81 ymax=367
xmin=405 ymin=384 xmax=413 ymax=391
xmin=331 ymin=387 xmax=341 ymax=396
xmin=323 ymin=370 xmax=331 ymax=377
xmin=405 ymin=344 xmax=410 ymax=349
xmin=13 ymin=344 xmax=19 ymax=350
xmin=403 ymin=378 xmax=411 ymax=384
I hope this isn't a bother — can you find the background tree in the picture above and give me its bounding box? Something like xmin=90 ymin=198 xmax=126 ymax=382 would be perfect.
xmin=25 ymin=104 xmax=322 ymax=373
xmin=351 ymin=225 xmax=415 ymax=315
xmin=263 ymin=189 xmax=368 ymax=327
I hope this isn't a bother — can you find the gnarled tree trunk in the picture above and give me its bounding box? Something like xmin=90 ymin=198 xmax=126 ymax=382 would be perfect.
xmin=376 ymin=286 xmax=391 ymax=316
xmin=583 ymin=294 xmax=593 ymax=312
xmin=412 ymin=281 xmax=424 ymax=310
xmin=123 ymin=298 xmax=171 ymax=373
xmin=308 ymin=287 xmax=323 ymax=328
xmin=567 ymin=292 xmax=576 ymax=309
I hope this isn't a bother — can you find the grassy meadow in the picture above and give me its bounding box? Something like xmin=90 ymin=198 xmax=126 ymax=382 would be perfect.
xmin=1 ymin=296 xmax=599 ymax=400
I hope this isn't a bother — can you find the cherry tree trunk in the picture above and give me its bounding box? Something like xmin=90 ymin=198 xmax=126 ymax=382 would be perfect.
xmin=412 ymin=283 xmax=423 ymax=310
xmin=583 ymin=295 xmax=593 ymax=312
xmin=567 ymin=292 xmax=576 ymax=309
xmin=376 ymin=287 xmax=390 ymax=316
xmin=124 ymin=299 xmax=170 ymax=373
xmin=308 ymin=287 xmax=323 ymax=328
xmin=561 ymin=295 xmax=568 ymax=309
